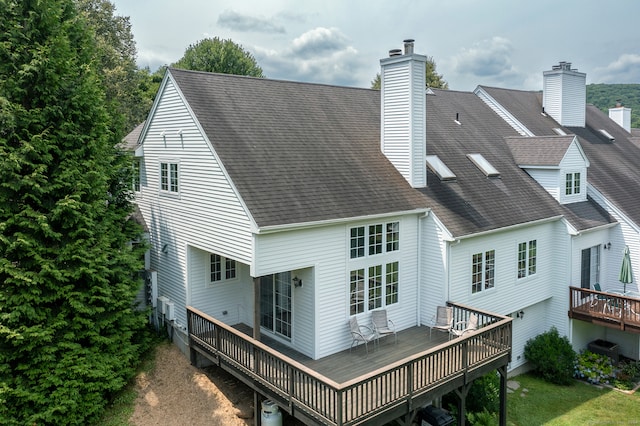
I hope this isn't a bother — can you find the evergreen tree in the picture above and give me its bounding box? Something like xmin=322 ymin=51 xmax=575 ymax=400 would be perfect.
xmin=0 ymin=1 xmax=150 ymax=424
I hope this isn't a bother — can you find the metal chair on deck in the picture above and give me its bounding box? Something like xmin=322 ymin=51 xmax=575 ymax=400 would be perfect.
xmin=349 ymin=317 xmax=377 ymax=356
xmin=429 ymin=306 xmax=453 ymax=340
xmin=371 ymin=309 xmax=397 ymax=345
xmin=449 ymin=313 xmax=479 ymax=339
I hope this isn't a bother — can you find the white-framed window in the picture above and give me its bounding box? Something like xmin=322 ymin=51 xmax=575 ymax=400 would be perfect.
xmin=517 ymin=240 xmax=537 ymax=279
xmin=350 ymin=221 xmax=399 ymax=259
xmin=349 ymin=261 xmax=399 ymax=315
xmin=472 ymin=250 xmax=495 ymax=294
xmin=209 ymin=254 xmax=237 ymax=284
xmin=160 ymin=161 xmax=179 ymax=193
xmin=565 ymin=172 xmax=580 ymax=195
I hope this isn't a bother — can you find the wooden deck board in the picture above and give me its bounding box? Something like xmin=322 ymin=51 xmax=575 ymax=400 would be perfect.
xmin=234 ymin=325 xmax=450 ymax=383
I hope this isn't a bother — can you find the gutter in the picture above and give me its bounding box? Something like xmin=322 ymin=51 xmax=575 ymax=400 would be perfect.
xmin=254 ymin=208 xmax=430 ymax=234
xmin=452 ymin=215 xmax=564 ymax=241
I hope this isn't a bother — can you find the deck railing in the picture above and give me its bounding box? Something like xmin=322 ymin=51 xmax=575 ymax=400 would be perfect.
xmin=569 ymin=286 xmax=640 ymax=333
xmin=187 ymin=304 xmax=511 ymax=426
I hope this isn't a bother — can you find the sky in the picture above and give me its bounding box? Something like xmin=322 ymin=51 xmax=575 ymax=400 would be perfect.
xmin=112 ymin=0 xmax=640 ymax=92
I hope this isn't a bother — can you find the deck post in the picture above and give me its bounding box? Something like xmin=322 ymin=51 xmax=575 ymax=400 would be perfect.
xmin=498 ymin=365 xmax=507 ymax=426
xmin=254 ymin=391 xmax=262 ymax=426
xmin=253 ymin=277 xmax=261 ymax=340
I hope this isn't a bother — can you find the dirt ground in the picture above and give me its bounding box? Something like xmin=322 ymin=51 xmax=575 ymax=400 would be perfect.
xmin=130 ymin=342 xmax=255 ymax=425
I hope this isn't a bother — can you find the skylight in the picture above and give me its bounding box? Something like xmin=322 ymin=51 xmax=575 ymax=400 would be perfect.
xmin=599 ymin=129 xmax=615 ymax=141
xmin=467 ymin=153 xmax=500 ymax=178
xmin=426 ymin=155 xmax=456 ymax=181
xmin=553 ymin=128 xmax=567 ymax=136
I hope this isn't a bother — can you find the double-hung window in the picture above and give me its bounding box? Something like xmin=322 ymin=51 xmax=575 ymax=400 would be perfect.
xmin=209 ymin=254 xmax=237 ymax=285
xmin=160 ymin=162 xmax=179 ymax=193
xmin=349 ymin=221 xmax=400 ymax=315
xmin=565 ymin=172 xmax=580 ymax=195
xmin=517 ymin=240 xmax=537 ymax=279
xmin=472 ymin=250 xmax=495 ymax=294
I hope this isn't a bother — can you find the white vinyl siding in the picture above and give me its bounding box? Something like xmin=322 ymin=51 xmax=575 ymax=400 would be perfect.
xmin=380 ymin=56 xmax=426 ymax=188
xmin=542 ymin=68 xmax=586 ymax=127
xmin=136 ymin=76 xmax=254 ymax=328
xmin=255 ymin=215 xmax=420 ymax=359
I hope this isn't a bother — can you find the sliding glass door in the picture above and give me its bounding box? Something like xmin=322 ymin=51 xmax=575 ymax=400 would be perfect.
xmin=260 ymin=272 xmax=292 ymax=339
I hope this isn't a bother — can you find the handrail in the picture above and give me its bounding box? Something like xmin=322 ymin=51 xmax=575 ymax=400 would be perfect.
xmin=188 ymin=305 xmax=511 ymax=425
xmin=569 ymin=286 xmax=640 ymax=329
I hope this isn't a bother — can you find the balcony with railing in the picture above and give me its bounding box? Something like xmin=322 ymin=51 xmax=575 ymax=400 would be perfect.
xmin=187 ymin=303 xmax=512 ymax=426
xmin=568 ymin=286 xmax=640 ymax=333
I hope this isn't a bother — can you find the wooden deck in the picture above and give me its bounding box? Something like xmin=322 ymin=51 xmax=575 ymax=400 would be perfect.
xmin=187 ymin=304 xmax=512 ymax=426
xmin=569 ymin=286 xmax=640 ymax=334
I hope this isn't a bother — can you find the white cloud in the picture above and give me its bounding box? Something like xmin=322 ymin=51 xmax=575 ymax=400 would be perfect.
xmin=452 ymin=37 xmax=516 ymax=78
xmin=594 ymin=53 xmax=640 ymax=83
xmin=291 ymin=27 xmax=350 ymax=59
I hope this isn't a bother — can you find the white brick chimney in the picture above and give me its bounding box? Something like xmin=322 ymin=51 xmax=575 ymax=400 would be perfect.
xmin=543 ymin=62 xmax=586 ymax=127
xmin=380 ymin=39 xmax=427 ymax=188
xmin=609 ymin=101 xmax=631 ymax=133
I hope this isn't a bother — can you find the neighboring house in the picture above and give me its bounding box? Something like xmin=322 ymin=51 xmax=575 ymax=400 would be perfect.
xmin=129 ymin=41 xmax=639 ymax=424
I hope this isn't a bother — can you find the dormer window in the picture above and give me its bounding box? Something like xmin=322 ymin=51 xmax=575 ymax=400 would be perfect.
xmin=565 ymin=172 xmax=581 ymax=195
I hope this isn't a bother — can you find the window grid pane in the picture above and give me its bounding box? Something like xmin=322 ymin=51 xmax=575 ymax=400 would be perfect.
xmin=472 ymin=253 xmax=483 ymax=293
xmin=170 ymin=163 xmax=179 ymax=192
xmin=369 ymin=265 xmax=382 ymax=309
xmin=225 ymin=258 xmax=236 ymax=279
xmin=369 ymin=224 xmax=383 ymax=256
xmin=517 ymin=242 xmax=527 ymax=278
xmin=484 ymin=250 xmax=495 ymax=290
xmin=386 ymin=222 xmax=399 ymax=252
xmin=161 ymin=163 xmax=168 ymax=191
xmin=350 ymin=269 xmax=365 ymax=315
xmin=528 ymin=240 xmax=537 ymax=275
xmin=385 ymin=262 xmax=398 ymax=305
xmin=350 ymin=227 xmax=365 ymax=258
xmin=573 ymin=173 xmax=580 ymax=194
xmin=210 ymin=254 xmax=221 ymax=282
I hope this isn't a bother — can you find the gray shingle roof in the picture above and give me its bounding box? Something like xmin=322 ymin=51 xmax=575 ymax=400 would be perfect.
xmin=417 ymin=89 xmax=570 ymax=237
xmin=163 ymin=69 xmax=615 ymax=237
xmin=168 ymin=68 xmax=428 ymax=228
xmin=505 ymin=135 xmax=575 ymax=166
xmin=480 ymin=86 xmax=635 ymax=228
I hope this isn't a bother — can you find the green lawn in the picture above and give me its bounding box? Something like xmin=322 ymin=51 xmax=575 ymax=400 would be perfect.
xmin=508 ymin=374 xmax=640 ymax=425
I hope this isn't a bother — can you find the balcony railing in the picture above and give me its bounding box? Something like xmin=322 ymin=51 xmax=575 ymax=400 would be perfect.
xmin=569 ymin=286 xmax=640 ymax=333
xmin=187 ymin=304 xmax=511 ymax=426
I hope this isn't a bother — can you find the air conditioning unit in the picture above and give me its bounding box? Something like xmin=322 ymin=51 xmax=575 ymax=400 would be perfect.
xmin=157 ymin=296 xmax=169 ymax=314
xmin=165 ymin=302 xmax=175 ymax=321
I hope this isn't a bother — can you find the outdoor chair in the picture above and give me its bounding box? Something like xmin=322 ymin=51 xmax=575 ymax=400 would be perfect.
xmin=349 ymin=316 xmax=377 ymax=356
xmin=590 ymin=283 xmax=610 ymax=313
xmin=449 ymin=313 xmax=478 ymax=339
xmin=371 ymin=309 xmax=397 ymax=345
xmin=429 ymin=306 xmax=453 ymax=340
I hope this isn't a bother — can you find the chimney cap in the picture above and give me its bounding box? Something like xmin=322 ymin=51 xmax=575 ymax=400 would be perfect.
xmin=403 ymin=39 xmax=415 ymax=55
xmin=389 ymin=48 xmax=402 ymax=57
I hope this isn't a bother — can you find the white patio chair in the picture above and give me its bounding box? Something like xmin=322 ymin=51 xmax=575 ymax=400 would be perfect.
xmin=449 ymin=313 xmax=479 ymax=339
xmin=349 ymin=317 xmax=377 ymax=356
xmin=429 ymin=306 xmax=453 ymax=340
xmin=371 ymin=309 xmax=397 ymax=345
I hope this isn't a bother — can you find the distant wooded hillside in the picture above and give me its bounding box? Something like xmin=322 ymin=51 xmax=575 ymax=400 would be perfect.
xmin=587 ymin=83 xmax=640 ymax=129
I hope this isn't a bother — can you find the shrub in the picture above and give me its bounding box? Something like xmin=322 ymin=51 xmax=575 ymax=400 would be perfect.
xmin=467 ymin=372 xmax=500 ymax=414
xmin=524 ymin=327 xmax=576 ymax=385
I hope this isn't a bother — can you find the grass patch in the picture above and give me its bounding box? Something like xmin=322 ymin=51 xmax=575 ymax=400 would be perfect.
xmin=95 ymin=337 xmax=167 ymax=426
xmin=508 ymin=373 xmax=640 ymax=425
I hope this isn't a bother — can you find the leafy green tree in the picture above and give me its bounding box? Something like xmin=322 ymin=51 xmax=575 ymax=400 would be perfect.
xmin=371 ymin=56 xmax=448 ymax=90
xmin=587 ymin=83 xmax=640 ymax=129
xmin=0 ymin=1 xmax=150 ymax=424
xmin=76 ymin=0 xmax=152 ymax=132
xmin=172 ymin=37 xmax=265 ymax=77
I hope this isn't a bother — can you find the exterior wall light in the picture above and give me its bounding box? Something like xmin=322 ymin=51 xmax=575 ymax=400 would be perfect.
xmin=516 ymin=310 xmax=524 ymax=320
xmin=292 ymin=276 xmax=303 ymax=288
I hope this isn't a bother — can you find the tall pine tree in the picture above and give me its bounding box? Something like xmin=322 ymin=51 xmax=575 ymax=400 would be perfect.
xmin=0 ymin=0 xmax=150 ymax=423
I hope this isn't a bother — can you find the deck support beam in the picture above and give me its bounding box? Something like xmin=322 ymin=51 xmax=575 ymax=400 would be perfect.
xmin=498 ymin=365 xmax=507 ymax=426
